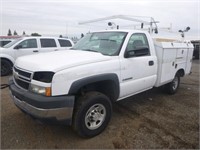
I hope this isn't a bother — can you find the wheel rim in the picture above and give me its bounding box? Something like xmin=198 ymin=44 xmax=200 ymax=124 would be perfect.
xmin=1 ymin=61 xmax=8 ymax=75
xmin=172 ymin=76 xmax=179 ymax=90
xmin=85 ymin=103 xmax=106 ymax=130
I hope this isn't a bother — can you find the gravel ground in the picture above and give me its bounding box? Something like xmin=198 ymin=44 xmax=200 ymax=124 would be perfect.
xmin=1 ymin=60 xmax=199 ymax=149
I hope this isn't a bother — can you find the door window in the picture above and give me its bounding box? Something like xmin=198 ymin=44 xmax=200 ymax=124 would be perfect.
xmin=16 ymin=39 xmax=37 ymax=49
xmin=126 ymin=33 xmax=150 ymax=57
xmin=40 ymin=39 xmax=56 ymax=48
xmin=58 ymin=39 xmax=72 ymax=47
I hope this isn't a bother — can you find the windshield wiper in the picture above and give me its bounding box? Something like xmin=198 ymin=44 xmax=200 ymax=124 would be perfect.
xmin=81 ymin=49 xmax=100 ymax=53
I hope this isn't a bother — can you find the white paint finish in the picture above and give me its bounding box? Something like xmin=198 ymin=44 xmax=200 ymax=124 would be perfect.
xmin=13 ymin=30 xmax=194 ymax=99
xmin=14 ymin=38 xmax=40 ymax=59
xmin=31 ymin=79 xmax=51 ymax=87
xmin=176 ymin=49 xmax=187 ymax=59
xmin=118 ymin=30 xmax=157 ymax=97
xmin=185 ymin=48 xmax=194 ymax=74
xmin=154 ymin=41 xmax=194 ymax=87
xmin=119 ymin=75 xmax=157 ymax=99
xmin=51 ymin=57 xmax=120 ymax=96
xmin=160 ymin=48 xmax=177 ymax=83
xmin=15 ymin=50 xmax=112 ymax=72
xmin=0 ymin=51 xmax=15 ymax=64
xmin=119 ymin=56 xmax=157 ymax=97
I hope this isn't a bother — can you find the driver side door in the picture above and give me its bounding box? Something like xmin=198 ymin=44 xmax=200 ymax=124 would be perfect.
xmin=119 ymin=33 xmax=157 ymax=98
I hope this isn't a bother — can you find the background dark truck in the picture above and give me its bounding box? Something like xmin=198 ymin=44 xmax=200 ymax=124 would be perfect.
xmin=191 ymin=40 xmax=200 ymax=59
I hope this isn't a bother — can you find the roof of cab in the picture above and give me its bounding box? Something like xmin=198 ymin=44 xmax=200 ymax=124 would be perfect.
xmin=90 ymin=29 xmax=149 ymax=34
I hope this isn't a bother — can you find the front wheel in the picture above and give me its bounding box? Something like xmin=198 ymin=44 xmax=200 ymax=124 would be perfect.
xmin=0 ymin=59 xmax=12 ymax=76
xmin=165 ymin=75 xmax=180 ymax=94
xmin=73 ymin=92 xmax=112 ymax=138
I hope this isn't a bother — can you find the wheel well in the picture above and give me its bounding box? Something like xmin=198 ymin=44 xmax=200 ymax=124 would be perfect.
xmin=78 ymin=80 xmax=119 ymax=102
xmin=177 ymin=69 xmax=185 ymax=77
xmin=0 ymin=58 xmax=13 ymax=66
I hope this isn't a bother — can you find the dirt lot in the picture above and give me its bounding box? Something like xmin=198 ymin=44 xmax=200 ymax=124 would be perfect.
xmin=1 ymin=60 xmax=199 ymax=149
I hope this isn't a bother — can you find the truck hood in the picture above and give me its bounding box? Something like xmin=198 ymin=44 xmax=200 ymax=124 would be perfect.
xmin=15 ymin=50 xmax=112 ymax=72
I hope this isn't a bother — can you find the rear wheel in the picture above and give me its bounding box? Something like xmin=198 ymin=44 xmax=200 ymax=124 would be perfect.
xmin=165 ymin=74 xmax=180 ymax=94
xmin=0 ymin=59 xmax=12 ymax=76
xmin=73 ymin=92 xmax=112 ymax=138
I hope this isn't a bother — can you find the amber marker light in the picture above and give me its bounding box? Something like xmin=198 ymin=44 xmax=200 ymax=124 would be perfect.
xmin=45 ymin=87 xmax=51 ymax=96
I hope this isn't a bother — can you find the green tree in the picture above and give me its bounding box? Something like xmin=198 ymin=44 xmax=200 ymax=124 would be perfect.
xmin=7 ymin=29 xmax=12 ymax=36
xmin=23 ymin=31 xmax=26 ymax=35
xmin=31 ymin=33 xmax=41 ymax=36
xmin=13 ymin=30 xmax=18 ymax=35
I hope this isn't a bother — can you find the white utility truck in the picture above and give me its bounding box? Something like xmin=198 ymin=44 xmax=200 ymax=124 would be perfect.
xmin=9 ymin=30 xmax=193 ymax=137
xmin=0 ymin=37 xmax=74 ymax=76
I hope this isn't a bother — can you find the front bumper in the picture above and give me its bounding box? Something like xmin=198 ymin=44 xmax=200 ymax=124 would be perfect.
xmin=9 ymin=79 xmax=75 ymax=125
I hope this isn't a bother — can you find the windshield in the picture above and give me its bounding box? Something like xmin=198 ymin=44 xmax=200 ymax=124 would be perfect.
xmin=3 ymin=38 xmax=22 ymax=48
xmin=72 ymin=32 xmax=127 ymax=56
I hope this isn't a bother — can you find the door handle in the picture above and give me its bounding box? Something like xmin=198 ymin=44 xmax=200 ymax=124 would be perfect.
xmin=149 ymin=61 xmax=154 ymax=66
xmin=33 ymin=50 xmax=39 ymax=52
xmin=54 ymin=49 xmax=58 ymax=51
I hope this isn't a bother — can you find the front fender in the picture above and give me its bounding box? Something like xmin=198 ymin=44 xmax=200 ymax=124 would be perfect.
xmin=0 ymin=54 xmax=15 ymax=64
xmin=68 ymin=73 xmax=120 ymax=98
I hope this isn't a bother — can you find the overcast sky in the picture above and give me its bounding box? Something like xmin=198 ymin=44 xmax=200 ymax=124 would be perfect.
xmin=1 ymin=0 xmax=199 ymax=39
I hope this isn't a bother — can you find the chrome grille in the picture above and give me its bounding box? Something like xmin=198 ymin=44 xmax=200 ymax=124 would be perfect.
xmin=13 ymin=67 xmax=32 ymax=90
xmin=14 ymin=78 xmax=30 ymax=90
xmin=14 ymin=67 xmax=31 ymax=79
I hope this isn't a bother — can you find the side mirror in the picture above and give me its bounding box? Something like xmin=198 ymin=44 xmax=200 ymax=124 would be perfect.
xmin=125 ymin=47 xmax=149 ymax=58
xmin=14 ymin=45 xmax=22 ymax=49
xmin=125 ymin=51 xmax=135 ymax=58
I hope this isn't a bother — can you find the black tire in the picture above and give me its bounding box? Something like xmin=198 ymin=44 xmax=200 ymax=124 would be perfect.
xmin=0 ymin=59 xmax=12 ymax=76
xmin=165 ymin=74 xmax=180 ymax=94
xmin=72 ymin=91 xmax=112 ymax=138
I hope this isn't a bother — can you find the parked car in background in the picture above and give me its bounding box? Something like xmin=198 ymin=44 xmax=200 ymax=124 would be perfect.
xmin=191 ymin=40 xmax=200 ymax=59
xmin=0 ymin=36 xmax=22 ymax=47
xmin=0 ymin=37 xmax=74 ymax=76
xmin=0 ymin=39 xmax=14 ymax=47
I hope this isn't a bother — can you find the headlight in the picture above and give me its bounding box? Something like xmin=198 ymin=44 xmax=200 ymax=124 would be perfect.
xmin=30 ymin=84 xmax=51 ymax=96
xmin=33 ymin=72 xmax=54 ymax=83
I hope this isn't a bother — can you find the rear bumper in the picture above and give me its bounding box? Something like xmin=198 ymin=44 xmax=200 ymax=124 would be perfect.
xmin=9 ymin=78 xmax=75 ymax=125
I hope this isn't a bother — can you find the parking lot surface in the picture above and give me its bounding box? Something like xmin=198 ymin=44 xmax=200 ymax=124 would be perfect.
xmin=1 ymin=60 xmax=199 ymax=149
